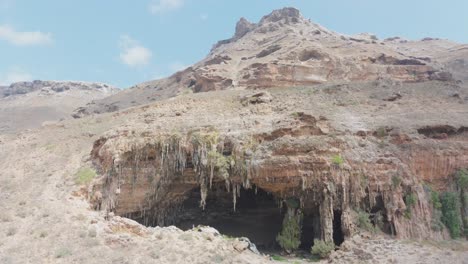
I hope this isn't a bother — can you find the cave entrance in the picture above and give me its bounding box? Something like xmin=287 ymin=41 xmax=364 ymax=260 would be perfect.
xmin=174 ymin=185 xmax=284 ymax=251
xmin=301 ymin=209 xmax=321 ymax=250
xmin=370 ymin=195 xmax=393 ymax=235
xmin=333 ymin=210 xmax=344 ymax=246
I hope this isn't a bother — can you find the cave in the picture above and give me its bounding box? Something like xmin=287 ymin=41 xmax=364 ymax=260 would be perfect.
xmin=300 ymin=209 xmax=321 ymax=250
xmin=332 ymin=210 xmax=344 ymax=246
xmin=171 ymin=185 xmax=286 ymax=251
xmin=370 ymin=195 xmax=394 ymax=235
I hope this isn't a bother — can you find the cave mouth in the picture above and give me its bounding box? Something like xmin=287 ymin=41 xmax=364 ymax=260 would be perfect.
xmin=333 ymin=210 xmax=344 ymax=246
xmin=173 ymin=185 xmax=285 ymax=251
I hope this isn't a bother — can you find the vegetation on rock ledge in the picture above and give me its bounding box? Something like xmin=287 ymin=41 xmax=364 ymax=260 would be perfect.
xmin=440 ymin=192 xmax=462 ymax=238
xmin=311 ymin=239 xmax=335 ymax=258
xmin=357 ymin=210 xmax=376 ymax=233
xmin=75 ymin=167 xmax=96 ymax=185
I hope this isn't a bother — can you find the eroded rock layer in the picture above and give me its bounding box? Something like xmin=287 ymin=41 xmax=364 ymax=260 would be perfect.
xmin=89 ymin=82 xmax=468 ymax=243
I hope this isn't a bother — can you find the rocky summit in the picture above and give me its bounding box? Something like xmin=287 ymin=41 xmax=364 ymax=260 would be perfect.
xmin=0 ymin=7 xmax=467 ymax=264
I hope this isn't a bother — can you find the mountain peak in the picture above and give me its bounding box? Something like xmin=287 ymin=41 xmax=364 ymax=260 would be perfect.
xmin=234 ymin=17 xmax=255 ymax=39
xmin=259 ymin=7 xmax=303 ymax=24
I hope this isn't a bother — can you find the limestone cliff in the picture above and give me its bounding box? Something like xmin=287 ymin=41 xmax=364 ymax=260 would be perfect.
xmin=89 ymin=80 xmax=467 ymax=244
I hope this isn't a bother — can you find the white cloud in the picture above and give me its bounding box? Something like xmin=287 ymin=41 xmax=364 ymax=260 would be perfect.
xmin=0 ymin=24 xmax=53 ymax=46
xmin=119 ymin=35 xmax=153 ymax=67
xmin=0 ymin=68 xmax=33 ymax=85
xmin=149 ymin=0 xmax=184 ymax=14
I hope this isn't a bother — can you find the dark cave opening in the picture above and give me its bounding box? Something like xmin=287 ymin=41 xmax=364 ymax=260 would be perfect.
xmin=174 ymin=185 xmax=285 ymax=251
xmin=128 ymin=184 xmax=327 ymax=253
xmin=300 ymin=209 xmax=321 ymax=250
xmin=370 ymin=195 xmax=393 ymax=235
xmin=333 ymin=210 xmax=344 ymax=246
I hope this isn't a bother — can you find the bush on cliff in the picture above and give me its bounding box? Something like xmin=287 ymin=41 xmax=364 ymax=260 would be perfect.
xmin=331 ymin=155 xmax=344 ymax=167
xmin=311 ymin=239 xmax=335 ymax=258
xmin=456 ymin=169 xmax=468 ymax=189
xmin=75 ymin=167 xmax=96 ymax=185
xmin=440 ymin=191 xmax=462 ymax=238
xmin=404 ymin=192 xmax=417 ymax=218
xmin=456 ymin=169 xmax=468 ymax=236
xmin=357 ymin=210 xmax=375 ymax=232
xmin=276 ymin=212 xmax=302 ymax=253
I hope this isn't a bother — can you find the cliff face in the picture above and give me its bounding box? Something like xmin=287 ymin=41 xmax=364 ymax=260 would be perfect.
xmin=89 ymin=80 xmax=467 ymax=244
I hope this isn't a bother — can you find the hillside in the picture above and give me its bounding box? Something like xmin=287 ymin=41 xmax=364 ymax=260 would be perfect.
xmin=0 ymin=80 xmax=118 ymax=133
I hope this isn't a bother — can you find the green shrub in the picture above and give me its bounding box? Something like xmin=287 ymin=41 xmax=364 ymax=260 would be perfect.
xmin=75 ymin=167 xmax=96 ymax=185
xmin=357 ymin=210 xmax=375 ymax=232
xmin=404 ymin=192 xmax=417 ymax=218
xmin=376 ymin=127 xmax=387 ymax=138
xmin=276 ymin=213 xmax=302 ymax=253
xmin=311 ymin=239 xmax=335 ymax=258
xmin=456 ymin=169 xmax=468 ymax=189
xmin=391 ymin=175 xmax=401 ymax=189
xmin=430 ymin=190 xmax=442 ymax=209
xmin=440 ymin=192 xmax=462 ymax=238
xmin=331 ymin=155 xmax=344 ymax=167
xmin=405 ymin=193 xmax=417 ymax=207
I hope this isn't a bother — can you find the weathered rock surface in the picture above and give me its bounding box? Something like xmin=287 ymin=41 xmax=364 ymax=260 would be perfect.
xmin=89 ymin=81 xmax=468 ymax=243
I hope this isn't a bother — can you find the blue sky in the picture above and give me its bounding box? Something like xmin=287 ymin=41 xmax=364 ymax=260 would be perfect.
xmin=1 ymin=0 xmax=467 ymax=88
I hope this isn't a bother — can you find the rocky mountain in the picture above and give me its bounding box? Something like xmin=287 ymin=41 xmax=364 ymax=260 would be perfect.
xmin=0 ymin=7 xmax=467 ymax=264
xmin=0 ymin=80 xmax=118 ymax=133
xmin=75 ymin=7 xmax=466 ymax=116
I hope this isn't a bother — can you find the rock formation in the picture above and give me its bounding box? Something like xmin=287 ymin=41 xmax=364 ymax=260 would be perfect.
xmin=89 ymin=79 xmax=467 ymax=247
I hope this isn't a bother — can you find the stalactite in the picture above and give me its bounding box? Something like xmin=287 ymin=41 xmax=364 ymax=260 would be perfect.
xmin=200 ymin=176 xmax=208 ymax=210
xmin=320 ymin=188 xmax=334 ymax=243
xmin=97 ymin=130 xmax=266 ymax=226
xmin=232 ymin=184 xmax=238 ymax=212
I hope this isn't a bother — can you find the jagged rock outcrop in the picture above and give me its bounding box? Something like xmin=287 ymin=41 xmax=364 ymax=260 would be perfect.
xmin=76 ymin=7 xmax=464 ymax=116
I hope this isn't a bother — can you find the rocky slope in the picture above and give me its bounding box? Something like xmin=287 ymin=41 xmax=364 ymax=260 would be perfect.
xmin=75 ymin=7 xmax=466 ymax=116
xmin=0 ymin=80 xmax=118 ymax=133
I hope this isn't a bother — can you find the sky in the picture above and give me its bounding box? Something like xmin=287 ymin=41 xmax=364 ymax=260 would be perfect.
xmin=0 ymin=0 xmax=467 ymax=88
